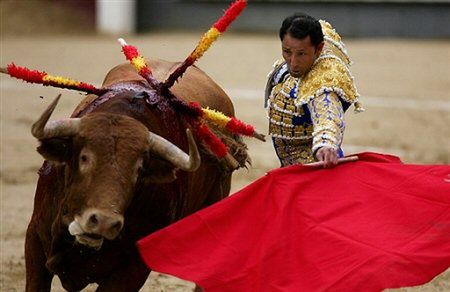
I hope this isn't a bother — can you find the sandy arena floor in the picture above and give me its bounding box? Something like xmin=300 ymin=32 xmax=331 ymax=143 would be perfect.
xmin=1 ymin=15 xmax=449 ymax=292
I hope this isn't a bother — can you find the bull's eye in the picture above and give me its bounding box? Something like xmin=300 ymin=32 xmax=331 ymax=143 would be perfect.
xmin=80 ymin=155 xmax=88 ymax=163
xmin=78 ymin=150 xmax=94 ymax=173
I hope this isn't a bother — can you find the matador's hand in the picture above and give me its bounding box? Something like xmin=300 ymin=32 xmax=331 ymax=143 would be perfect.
xmin=316 ymin=147 xmax=339 ymax=168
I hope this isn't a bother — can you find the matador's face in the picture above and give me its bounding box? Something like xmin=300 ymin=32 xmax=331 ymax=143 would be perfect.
xmin=281 ymin=34 xmax=324 ymax=78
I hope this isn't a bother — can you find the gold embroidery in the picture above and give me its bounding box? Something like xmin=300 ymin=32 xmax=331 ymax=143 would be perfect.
xmin=319 ymin=20 xmax=351 ymax=65
xmin=273 ymin=138 xmax=315 ymax=166
xmin=268 ymin=75 xmax=314 ymax=141
xmin=297 ymin=57 xmax=359 ymax=106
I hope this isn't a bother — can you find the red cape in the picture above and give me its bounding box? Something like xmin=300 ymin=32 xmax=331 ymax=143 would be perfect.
xmin=138 ymin=153 xmax=450 ymax=291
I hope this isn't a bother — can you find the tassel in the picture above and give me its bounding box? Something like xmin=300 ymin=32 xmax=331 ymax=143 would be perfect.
xmin=354 ymin=101 xmax=365 ymax=113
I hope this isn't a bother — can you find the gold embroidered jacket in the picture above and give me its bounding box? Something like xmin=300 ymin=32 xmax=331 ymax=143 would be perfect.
xmin=265 ymin=20 xmax=363 ymax=166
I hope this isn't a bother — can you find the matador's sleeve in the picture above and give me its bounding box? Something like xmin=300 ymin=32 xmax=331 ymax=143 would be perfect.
xmin=307 ymin=91 xmax=345 ymax=154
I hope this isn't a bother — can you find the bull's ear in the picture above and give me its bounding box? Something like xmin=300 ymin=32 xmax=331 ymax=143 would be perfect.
xmin=141 ymin=154 xmax=178 ymax=183
xmin=37 ymin=138 xmax=72 ymax=162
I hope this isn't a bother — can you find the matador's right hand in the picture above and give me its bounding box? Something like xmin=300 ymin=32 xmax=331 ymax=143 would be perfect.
xmin=316 ymin=146 xmax=339 ymax=168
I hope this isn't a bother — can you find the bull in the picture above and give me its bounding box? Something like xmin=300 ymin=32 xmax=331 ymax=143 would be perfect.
xmin=25 ymin=59 xmax=249 ymax=291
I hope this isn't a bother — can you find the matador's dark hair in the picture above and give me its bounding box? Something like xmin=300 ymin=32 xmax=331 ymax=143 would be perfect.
xmin=279 ymin=13 xmax=324 ymax=47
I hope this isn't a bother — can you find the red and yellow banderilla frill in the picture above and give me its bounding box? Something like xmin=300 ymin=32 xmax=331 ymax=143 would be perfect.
xmin=3 ymin=63 xmax=103 ymax=95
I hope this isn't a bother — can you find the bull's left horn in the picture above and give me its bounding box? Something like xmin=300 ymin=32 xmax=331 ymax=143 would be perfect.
xmin=148 ymin=129 xmax=201 ymax=172
xmin=32 ymin=94 xmax=81 ymax=139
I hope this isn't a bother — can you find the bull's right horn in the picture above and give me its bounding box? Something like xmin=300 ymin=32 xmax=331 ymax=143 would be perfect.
xmin=31 ymin=94 xmax=81 ymax=139
xmin=148 ymin=129 xmax=201 ymax=172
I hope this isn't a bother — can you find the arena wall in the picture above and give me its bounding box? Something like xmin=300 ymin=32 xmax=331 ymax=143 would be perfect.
xmin=137 ymin=0 xmax=450 ymax=38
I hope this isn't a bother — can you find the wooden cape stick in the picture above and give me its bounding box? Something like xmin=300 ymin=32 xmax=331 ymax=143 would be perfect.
xmin=305 ymin=156 xmax=359 ymax=167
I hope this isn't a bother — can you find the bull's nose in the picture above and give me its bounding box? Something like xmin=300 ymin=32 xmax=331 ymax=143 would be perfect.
xmin=79 ymin=209 xmax=124 ymax=240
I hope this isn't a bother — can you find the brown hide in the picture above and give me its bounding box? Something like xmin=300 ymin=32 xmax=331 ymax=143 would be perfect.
xmin=25 ymin=60 xmax=236 ymax=291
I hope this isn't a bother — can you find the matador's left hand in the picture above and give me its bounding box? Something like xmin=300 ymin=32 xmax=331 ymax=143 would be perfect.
xmin=316 ymin=146 xmax=339 ymax=168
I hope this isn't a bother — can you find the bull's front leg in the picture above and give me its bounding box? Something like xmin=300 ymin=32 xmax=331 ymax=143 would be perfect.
xmin=95 ymin=252 xmax=150 ymax=292
xmin=25 ymin=224 xmax=53 ymax=292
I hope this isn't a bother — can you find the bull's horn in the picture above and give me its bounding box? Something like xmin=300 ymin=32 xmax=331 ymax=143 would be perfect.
xmin=148 ymin=129 xmax=201 ymax=172
xmin=31 ymin=94 xmax=81 ymax=139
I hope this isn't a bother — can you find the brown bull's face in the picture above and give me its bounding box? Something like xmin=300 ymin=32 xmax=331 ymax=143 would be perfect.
xmin=33 ymin=95 xmax=200 ymax=249
xmin=63 ymin=114 xmax=149 ymax=248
